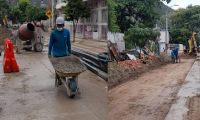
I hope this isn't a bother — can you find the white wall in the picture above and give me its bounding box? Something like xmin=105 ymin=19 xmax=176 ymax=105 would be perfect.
xmin=159 ymin=30 xmax=169 ymax=53
xmin=159 ymin=30 xmax=169 ymax=43
xmin=107 ymin=32 xmax=125 ymax=52
xmin=159 ymin=43 xmax=166 ymax=53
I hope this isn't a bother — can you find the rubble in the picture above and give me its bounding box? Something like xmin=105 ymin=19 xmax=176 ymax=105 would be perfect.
xmin=108 ymin=54 xmax=171 ymax=89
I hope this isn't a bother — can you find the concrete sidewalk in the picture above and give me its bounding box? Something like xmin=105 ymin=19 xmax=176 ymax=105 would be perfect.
xmin=0 ymin=52 xmax=107 ymax=120
xmin=72 ymin=39 xmax=107 ymax=54
xmin=165 ymin=58 xmax=200 ymax=120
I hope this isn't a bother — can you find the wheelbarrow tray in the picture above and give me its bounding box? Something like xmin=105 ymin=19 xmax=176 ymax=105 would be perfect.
xmin=49 ymin=55 xmax=86 ymax=77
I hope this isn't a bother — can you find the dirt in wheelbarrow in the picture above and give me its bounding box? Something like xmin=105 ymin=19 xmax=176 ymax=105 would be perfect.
xmin=108 ymin=57 xmax=195 ymax=120
xmin=49 ymin=56 xmax=86 ymax=75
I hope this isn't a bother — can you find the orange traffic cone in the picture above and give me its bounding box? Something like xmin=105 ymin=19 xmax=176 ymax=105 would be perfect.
xmin=3 ymin=38 xmax=19 ymax=73
xmin=11 ymin=58 xmax=19 ymax=72
xmin=9 ymin=39 xmax=19 ymax=72
xmin=9 ymin=41 xmax=19 ymax=72
xmin=3 ymin=58 xmax=12 ymax=73
xmin=3 ymin=39 xmax=12 ymax=73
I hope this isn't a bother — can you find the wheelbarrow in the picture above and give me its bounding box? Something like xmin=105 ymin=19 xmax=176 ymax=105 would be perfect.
xmin=49 ymin=55 xmax=86 ymax=98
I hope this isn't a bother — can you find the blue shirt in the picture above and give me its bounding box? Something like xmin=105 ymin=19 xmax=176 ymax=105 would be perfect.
xmin=48 ymin=28 xmax=71 ymax=57
xmin=171 ymin=48 xmax=179 ymax=58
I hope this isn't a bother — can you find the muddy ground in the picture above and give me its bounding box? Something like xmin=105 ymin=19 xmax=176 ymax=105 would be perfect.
xmin=108 ymin=57 xmax=194 ymax=120
xmin=0 ymin=51 xmax=107 ymax=120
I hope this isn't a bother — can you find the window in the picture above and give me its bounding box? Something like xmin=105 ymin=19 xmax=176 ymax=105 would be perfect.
xmin=102 ymin=9 xmax=107 ymax=23
xmin=93 ymin=25 xmax=98 ymax=32
xmin=101 ymin=0 xmax=106 ymax=7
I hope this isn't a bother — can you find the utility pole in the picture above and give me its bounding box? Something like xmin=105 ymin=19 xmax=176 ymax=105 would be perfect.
xmin=51 ymin=0 xmax=54 ymax=28
xmin=165 ymin=7 xmax=168 ymax=53
xmin=165 ymin=5 xmax=179 ymax=53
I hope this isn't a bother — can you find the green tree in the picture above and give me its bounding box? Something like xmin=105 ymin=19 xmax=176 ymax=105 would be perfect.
xmin=0 ymin=0 xmax=10 ymax=25
xmin=111 ymin=0 xmax=170 ymax=50
xmin=25 ymin=5 xmax=48 ymax=22
xmin=170 ymin=28 xmax=191 ymax=46
xmin=124 ymin=26 xmax=160 ymax=53
xmin=64 ymin=0 xmax=90 ymax=42
xmin=36 ymin=9 xmax=48 ymax=21
xmin=170 ymin=5 xmax=200 ymax=46
xmin=10 ymin=0 xmax=48 ymax=23
xmin=25 ymin=5 xmax=39 ymax=21
xmin=18 ymin=0 xmax=30 ymax=23
xmin=107 ymin=0 xmax=120 ymax=32
xmin=10 ymin=6 xmax=22 ymax=23
xmin=115 ymin=0 xmax=171 ymax=33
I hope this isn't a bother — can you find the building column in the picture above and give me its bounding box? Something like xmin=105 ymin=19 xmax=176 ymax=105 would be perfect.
xmin=98 ymin=3 xmax=102 ymax=40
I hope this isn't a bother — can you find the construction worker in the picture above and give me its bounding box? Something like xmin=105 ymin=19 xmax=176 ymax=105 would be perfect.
xmin=48 ymin=16 xmax=71 ymax=57
xmin=171 ymin=48 xmax=179 ymax=63
xmin=48 ymin=16 xmax=71 ymax=87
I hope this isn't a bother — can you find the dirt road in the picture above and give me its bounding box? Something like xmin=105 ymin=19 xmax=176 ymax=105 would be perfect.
xmin=108 ymin=58 xmax=194 ymax=120
xmin=0 ymin=52 xmax=107 ymax=120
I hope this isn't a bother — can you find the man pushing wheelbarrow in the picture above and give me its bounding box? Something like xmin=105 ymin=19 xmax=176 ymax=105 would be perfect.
xmin=48 ymin=17 xmax=86 ymax=98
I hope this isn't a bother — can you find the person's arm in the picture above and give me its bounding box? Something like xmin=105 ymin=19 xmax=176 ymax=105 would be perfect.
xmin=48 ymin=32 xmax=54 ymax=56
xmin=67 ymin=30 xmax=71 ymax=54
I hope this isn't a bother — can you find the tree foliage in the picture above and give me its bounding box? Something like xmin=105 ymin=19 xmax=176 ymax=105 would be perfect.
xmin=124 ymin=27 xmax=160 ymax=50
xmin=64 ymin=0 xmax=90 ymax=42
xmin=0 ymin=0 xmax=10 ymax=24
xmin=9 ymin=0 xmax=47 ymax=23
xmin=115 ymin=0 xmax=171 ymax=33
xmin=10 ymin=6 xmax=22 ymax=23
xmin=25 ymin=5 xmax=48 ymax=22
xmin=170 ymin=5 xmax=200 ymax=46
xmin=111 ymin=0 xmax=171 ymax=50
xmin=170 ymin=28 xmax=191 ymax=46
xmin=107 ymin=0 xmax=120 ymax=32
xmin=17 ymin=0 xmax=30 ymax=23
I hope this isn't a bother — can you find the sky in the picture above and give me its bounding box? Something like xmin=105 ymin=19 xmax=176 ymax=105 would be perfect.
xmin=164 ymin=0 xmax=200 ymax=9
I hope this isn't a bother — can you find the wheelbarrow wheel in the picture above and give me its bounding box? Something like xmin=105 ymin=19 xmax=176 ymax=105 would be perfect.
xmin=69 ymin=94 xmax=75 ymax=98
xmin=55 ymin=73 xmax=63 ymax=87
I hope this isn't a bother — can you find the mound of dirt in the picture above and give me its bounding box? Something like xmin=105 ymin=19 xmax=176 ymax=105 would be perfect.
xmin=108 ymin=55 xmax=171 ymax=89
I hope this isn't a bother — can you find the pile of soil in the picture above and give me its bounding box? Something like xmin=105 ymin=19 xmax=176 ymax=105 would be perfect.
xmin=49 ymin=55 xmax=86 ymax=76
xmin=108 ymin=54 xmax=171 ymax=89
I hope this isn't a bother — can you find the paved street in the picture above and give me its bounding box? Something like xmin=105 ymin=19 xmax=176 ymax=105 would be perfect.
xmin=0 ymin=51 xmax=107 ymax=120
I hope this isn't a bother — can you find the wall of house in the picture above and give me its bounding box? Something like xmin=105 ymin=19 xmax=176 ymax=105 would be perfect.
xmin=55 ymin=0 xmax=108 ymax=41
xmin=64 ymin=0 xmax=108 ymax=41
xmin=159 ymin=30 xmax=169 ymax=53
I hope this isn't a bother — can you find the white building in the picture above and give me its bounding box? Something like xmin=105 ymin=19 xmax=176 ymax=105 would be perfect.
xmin=55 ymin=0 xmax=108 ymax=41
xmin=159 ymin=30 xmax=169 ymax=53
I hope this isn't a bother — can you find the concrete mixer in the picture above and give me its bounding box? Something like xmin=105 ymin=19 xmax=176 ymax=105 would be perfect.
xmin=14 ymin=23 xmax=45 ymax=53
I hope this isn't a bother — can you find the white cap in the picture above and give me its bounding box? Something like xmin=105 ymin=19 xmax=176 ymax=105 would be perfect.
xmin=56 ymin=17 xmax=64 ymax=24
